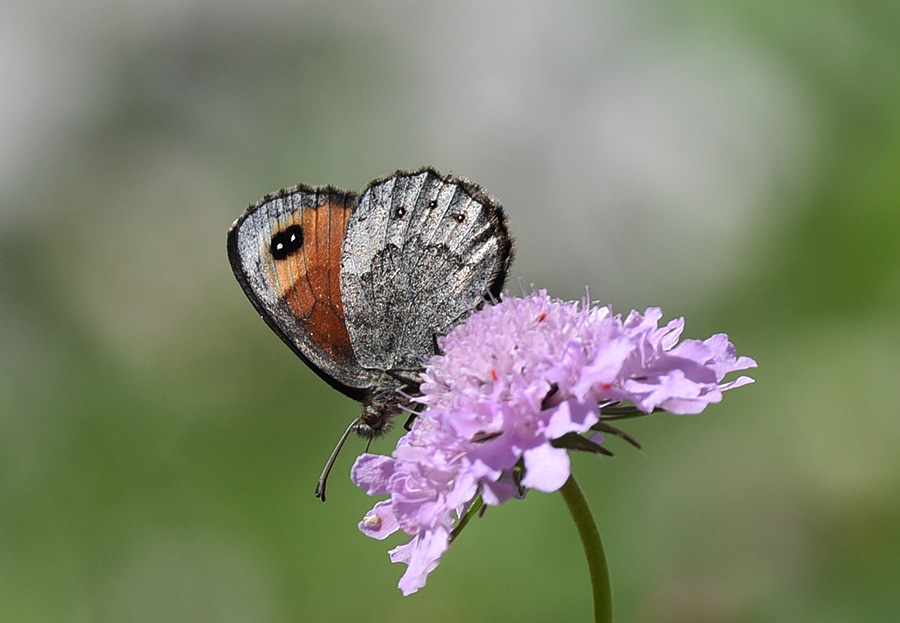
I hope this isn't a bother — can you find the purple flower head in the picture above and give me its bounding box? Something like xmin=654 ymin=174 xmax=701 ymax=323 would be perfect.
xmin=352 ymin=290 xmax=756 ymax=595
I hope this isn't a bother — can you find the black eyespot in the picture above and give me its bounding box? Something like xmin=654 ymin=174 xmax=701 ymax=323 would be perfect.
xmin=452 ymin=213 xmax=466 ymax=223
xmin=428 ymin=199 xmax=438 ymax=209
xmin=269 ymin=225 xmax=303 ymax=260
xmin=394 ymin=206 xmax=406 ymax=218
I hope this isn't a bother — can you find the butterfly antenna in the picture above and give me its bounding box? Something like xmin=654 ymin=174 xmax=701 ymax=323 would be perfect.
xmin=315 ymin=418 xmax=358 ymax=502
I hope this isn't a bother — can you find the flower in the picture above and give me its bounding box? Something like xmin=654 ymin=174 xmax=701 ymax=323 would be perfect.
xmin=352 ymin=290 xmax=756 ymax=594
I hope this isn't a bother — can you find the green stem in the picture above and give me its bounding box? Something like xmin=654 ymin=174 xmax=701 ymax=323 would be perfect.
xmin=449 ymin=495 xmax=483 ymax=544
xmin=559 ymin=474 xmax=612 ymax=623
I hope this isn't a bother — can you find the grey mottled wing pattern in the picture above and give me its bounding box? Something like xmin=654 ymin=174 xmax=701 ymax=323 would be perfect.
xmin=340 ymin=168 xmax=513 ymax=372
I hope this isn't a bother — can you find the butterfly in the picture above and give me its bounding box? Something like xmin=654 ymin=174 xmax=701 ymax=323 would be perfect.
xmin=227 ymin=167 xmax=514 ymax=499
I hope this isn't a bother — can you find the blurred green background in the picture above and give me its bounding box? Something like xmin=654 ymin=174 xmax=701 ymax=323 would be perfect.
xmin=2 ymin=1 xmax=899 ymax=621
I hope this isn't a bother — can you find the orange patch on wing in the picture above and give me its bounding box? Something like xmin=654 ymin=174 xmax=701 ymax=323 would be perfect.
xmin=278 ymin=193 xmax=356 ymax=365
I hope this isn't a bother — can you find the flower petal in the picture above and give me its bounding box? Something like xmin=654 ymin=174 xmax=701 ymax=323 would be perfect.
xmin=351 ymin=453 xmax=396 ymax=496
xmin=390 ymin=527 xmax=450 ymax=596
xmin=522 ymin=443 xmax=571 ymax=492
xmin=359 ymin=500 xmax=399 ymax=540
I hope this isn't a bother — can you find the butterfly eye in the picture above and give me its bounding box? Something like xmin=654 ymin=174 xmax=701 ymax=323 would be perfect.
xmin=269 ymin=225 xmax=304 ymax=260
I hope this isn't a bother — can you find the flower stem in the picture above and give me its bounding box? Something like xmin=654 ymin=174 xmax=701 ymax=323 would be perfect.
xmin=449 ymin=495 xmax=483 ymax=544
xmin=559 ymin=474 xmax=612 ymax=623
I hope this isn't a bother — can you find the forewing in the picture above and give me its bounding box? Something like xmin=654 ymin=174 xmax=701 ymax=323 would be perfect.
xmin=228 ymin=185 xmax=372 ymax=397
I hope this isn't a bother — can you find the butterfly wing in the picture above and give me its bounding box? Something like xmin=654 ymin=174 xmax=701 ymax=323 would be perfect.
xmin=227 ymin=185 xmax=372 ymax=398
xmin=340 ymin=168 xmax=514 ymax=372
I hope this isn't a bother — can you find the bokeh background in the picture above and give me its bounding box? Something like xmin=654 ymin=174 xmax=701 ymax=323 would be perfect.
xmin=2 ymin=1 xmax=899 ymax=621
